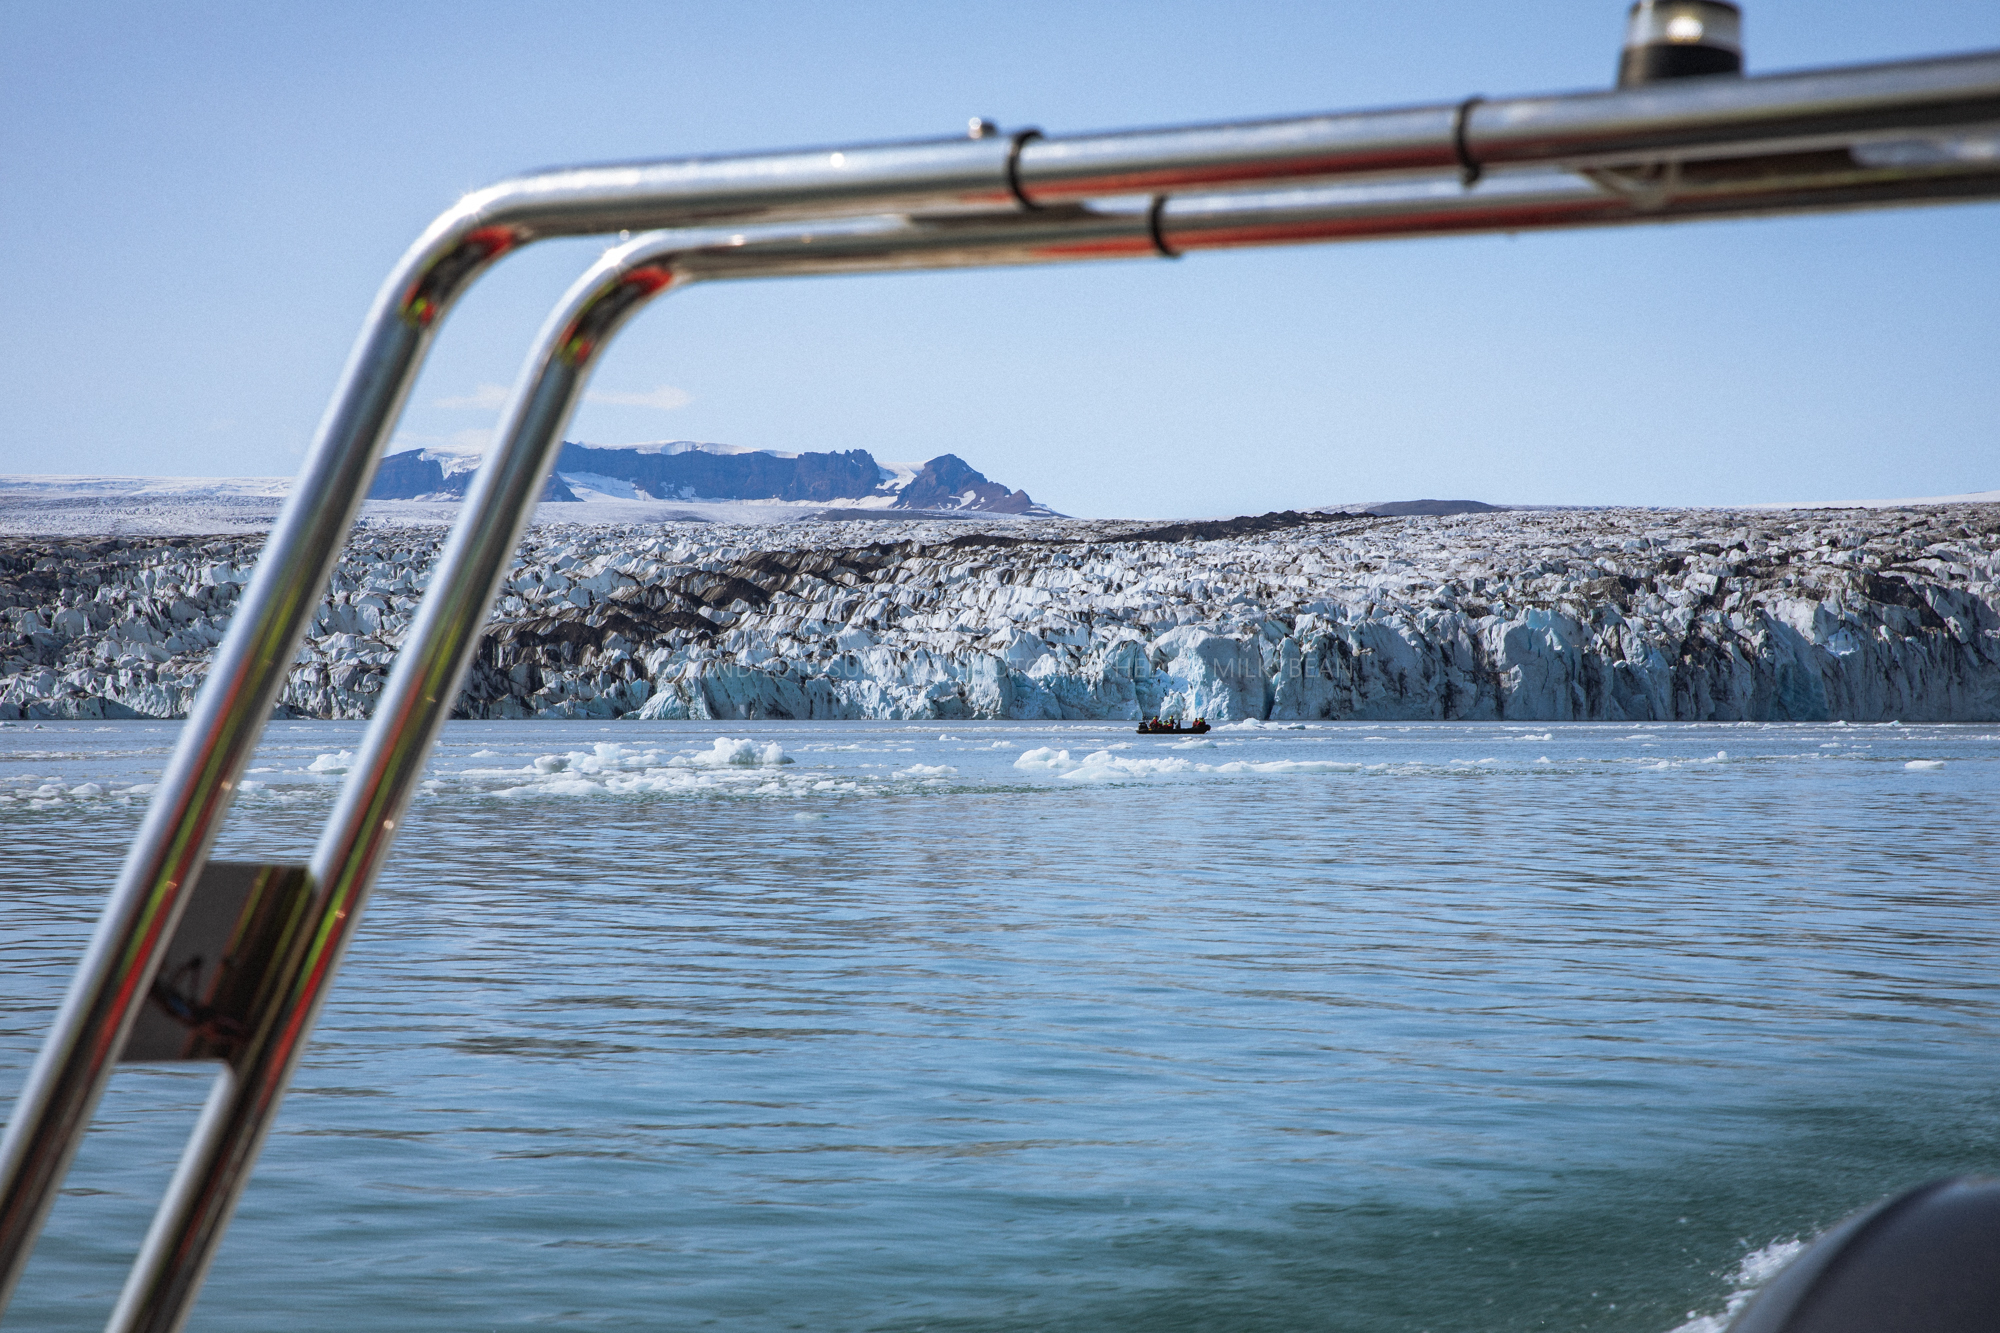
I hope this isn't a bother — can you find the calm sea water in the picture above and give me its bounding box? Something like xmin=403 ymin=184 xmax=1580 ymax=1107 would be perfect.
xmin=3 ymin=718 xmax=1998 ymax=1333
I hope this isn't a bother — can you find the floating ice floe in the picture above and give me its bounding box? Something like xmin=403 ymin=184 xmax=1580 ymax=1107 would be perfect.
xmin=1206 ymin=759 xmax=1360 ymax=774
xmin=476 ymin=737 xmax=804 ymax=800
xmin=1014 ymin=744 xmax=1356 ymax=782
xmin=671 ymin=737 xmax=793 ymax=768
xmin=1906 ymin=759 xmax=1946 ymax=770
xmin=1013 ymin=746 xmax=1078 ymax=773
xmin=1013 ymin=747 xmax=1188 ymax=781
xmin=307 ymin=750 xmax=354 ymax=774
xmin=892 ymin=764 xmax=957 ymax=780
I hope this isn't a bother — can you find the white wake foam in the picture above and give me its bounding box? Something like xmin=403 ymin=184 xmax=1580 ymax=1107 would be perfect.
xmin=1665 ymin=1235 xmax=1808 ymax=1333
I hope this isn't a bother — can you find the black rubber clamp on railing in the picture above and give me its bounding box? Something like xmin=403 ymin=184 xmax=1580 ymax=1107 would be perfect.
xmin=1007 ymin=129 xmax=1044 ymax=209
xmin=1148 ymin=195 xmax=1181 ymax=258
xmin=1453 ymin=95 xmax=1485 ymax=188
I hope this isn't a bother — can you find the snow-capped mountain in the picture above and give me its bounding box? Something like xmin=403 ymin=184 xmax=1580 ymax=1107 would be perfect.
xmin=366 ymin=440 xmax=1058 ymax=516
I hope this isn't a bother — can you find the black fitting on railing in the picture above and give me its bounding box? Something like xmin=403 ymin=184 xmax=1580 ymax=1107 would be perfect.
xmin=1147 ymin=195 xmax=1180 ymax=258
xmin=1453 ymin=96 xmax=1485 ymax=188
xmin=1007 ymin=129 xmax=1043 ymax=210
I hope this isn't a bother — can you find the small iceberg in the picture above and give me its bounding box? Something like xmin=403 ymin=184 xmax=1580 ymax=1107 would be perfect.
xmin=893 ymin=764 xmax=957 ymax=780
xmin=669 ymin=737 xmax=793 ymax=769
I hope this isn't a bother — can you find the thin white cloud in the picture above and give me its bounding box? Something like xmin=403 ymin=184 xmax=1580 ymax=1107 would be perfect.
xmin=586 ymin=384 xmax=693 ymax=411
xmin=435 ymin=382 xmax=510 ymax=410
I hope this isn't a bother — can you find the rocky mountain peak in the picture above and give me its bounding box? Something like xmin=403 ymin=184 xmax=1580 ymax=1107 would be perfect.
xmin=364 ymin=440 xmax=1058 ymax=516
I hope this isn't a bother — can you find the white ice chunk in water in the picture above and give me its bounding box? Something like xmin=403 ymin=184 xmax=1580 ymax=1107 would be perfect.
xmin=1906 ymin=759 xmax=1946 ymax=770
xmin=670 ymin=737 xmax=793 ymax=768
xmin=1204 ymin=759 xmax=1359 ymax=774
xmin=1059 ymin=751 xmax=1192 ymax=782
xmin=893 ymin=764 xmax=957 ymax=780
xmin=307 ymin=751 xmax=354 ymax=774
xmin=1013 ymin=747 xmax=1187 ymax=780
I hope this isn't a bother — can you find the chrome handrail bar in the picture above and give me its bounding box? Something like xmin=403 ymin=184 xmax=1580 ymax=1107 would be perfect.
xmin=2 ymin=44 xmax=1998 ymax=1333
xmin=94 ymin=139 xmax=2000 ymax=1327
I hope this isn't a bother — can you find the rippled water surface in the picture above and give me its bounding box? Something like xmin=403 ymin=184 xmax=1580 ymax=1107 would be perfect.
xmin=3 ymin=718 xmax=1998 ymax=1332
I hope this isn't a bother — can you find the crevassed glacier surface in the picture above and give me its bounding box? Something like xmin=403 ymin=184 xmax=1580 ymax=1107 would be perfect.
xmin=3 ymin=505 xmax=1997 ymax=723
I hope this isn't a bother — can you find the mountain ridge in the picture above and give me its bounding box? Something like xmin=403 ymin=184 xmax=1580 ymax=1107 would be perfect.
xmin=366 ymin=440 xmax=1057 ymax=515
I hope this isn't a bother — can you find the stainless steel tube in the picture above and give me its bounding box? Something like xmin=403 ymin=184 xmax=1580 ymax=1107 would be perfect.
xmin=5 ymin=38 xmax=2000 ymax=1327
xmin=97 ymin=202 xmax=1187 ymax=1332
xmin=92 ymin=128 xmax=2000 ymax=1322
xmin=1155 ymin=154 xmax=2000 ymax=252
xmin=1013 ymin=50 xmax=2000 ymax=201
xmin=0 ymin=134 xmax=1015 ymax=1311
xmin=93 ymin=240 xmax=730 ymax=1333
xmin=101 ymin=273 xmax=634 ymax=1333
xmin=1463 ymin=49 xmax=2000 ymax=171
xmin=0 ymin=221 xmax=512 ymax=1311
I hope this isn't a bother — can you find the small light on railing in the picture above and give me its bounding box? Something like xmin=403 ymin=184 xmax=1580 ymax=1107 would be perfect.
xmin=1618 ymin=0 xmax=1743 ymax=87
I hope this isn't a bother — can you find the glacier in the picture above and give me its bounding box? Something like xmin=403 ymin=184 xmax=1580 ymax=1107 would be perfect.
xmin=2 ymin=504 xmax=1997 ymax=724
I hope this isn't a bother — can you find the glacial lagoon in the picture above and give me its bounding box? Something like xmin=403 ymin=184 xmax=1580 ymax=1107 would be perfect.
xmin=3 ymin=718 xmax=1998 ymax=1331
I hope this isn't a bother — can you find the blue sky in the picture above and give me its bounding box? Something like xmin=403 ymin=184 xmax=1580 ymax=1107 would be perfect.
xmin=3 ymin=1 xmax=1995 ymax=518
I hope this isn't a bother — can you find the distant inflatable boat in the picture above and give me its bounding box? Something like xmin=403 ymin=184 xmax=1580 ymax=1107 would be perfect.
xmin=1137 ymin=717 xmax=1209 ymax=735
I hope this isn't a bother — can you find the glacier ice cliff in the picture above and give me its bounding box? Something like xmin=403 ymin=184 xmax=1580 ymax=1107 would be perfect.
xmin=3 ymin=506 xmax=1997 ymax=723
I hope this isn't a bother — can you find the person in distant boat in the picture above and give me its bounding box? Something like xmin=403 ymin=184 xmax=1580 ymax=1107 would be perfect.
xmin=1137 ymin=716 xmax=1209 ymax=735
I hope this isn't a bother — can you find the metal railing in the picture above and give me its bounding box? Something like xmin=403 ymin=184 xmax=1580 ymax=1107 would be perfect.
xmin=4 ymin=41 xmax=1999 ymax=1333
